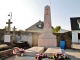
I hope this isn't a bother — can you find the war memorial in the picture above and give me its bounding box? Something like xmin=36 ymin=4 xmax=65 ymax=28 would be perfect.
xmin=0 ymin=5 xmax=77 ymax=60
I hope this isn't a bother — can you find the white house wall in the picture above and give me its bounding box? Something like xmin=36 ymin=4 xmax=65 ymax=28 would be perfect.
xmin=72 ymin=31 xmax=80 ymax=43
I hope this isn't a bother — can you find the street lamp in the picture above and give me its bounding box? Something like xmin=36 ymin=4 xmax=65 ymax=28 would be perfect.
xmin=8 ymin=12 xmax=12 ymax=20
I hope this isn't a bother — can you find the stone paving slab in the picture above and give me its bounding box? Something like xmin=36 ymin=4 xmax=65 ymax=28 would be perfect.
xmin=44 ymin=47 xmax=61 ymax=56
xmin=23 ymin=47 xmax=44 ymax=56
xmin=65 ymin=49 xmax=80 ymax=60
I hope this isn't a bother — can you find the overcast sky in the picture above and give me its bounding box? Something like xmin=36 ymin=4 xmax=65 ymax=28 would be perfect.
xmin=0 ymin=0 xmax=80 ymax=30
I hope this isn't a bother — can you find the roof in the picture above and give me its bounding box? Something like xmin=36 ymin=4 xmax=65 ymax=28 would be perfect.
xmin=25 ymin=20 xmax=44 ymax=32
xmin=70 ymin=17 xmax=80 ymax=19
xmin=58 ymin=29 xmax=70 ymax=33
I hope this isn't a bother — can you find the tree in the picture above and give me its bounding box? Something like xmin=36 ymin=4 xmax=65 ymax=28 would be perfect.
xmin=18 ymin=29 xmax=24 ymax=31
xmin=52 ymin=26 xmax=61 ymax=33
xmin=5 ymin=26 xmax=8 ymax=31
xmin=3 ymin=26 xmax=12 ymax=31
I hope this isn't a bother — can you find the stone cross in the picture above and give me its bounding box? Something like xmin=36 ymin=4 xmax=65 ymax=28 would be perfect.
xmin=13 ymin=26 xmax=17 ymax=34
xmin=6 ymin=19 xmax=12 ymax=34
xmin=46 ymin=8 xmax=49 ymax=15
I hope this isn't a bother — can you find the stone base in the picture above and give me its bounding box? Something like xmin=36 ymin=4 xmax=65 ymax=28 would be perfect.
xmin=23 ymin=47 xmax=44 ymax=56
xmin=38 ymin=39 xmax=57 ymax=48
xmin=38 ymin=33 xmax=57 ymax=48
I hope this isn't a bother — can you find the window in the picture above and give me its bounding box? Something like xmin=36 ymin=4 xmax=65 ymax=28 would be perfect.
xmin=38 ymin=25 xmax=41 ymax=27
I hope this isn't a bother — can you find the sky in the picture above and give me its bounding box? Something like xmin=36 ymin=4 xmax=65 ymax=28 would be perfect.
xmin=0 ymin=0 xmax=80 ymax=30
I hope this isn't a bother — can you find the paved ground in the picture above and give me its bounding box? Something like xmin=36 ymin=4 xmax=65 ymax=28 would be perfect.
xmin=4 ymin=49 xmax=80 ymax=60
xmin=72 ymin=43 xmax=80 ymax=49
xmin=4 ymin=44 xmax=80 ymax=60
xmin=64 ymin=43 xmax=80 ymax=60
xmin=65 ymin=49 xmax=80 ymax=60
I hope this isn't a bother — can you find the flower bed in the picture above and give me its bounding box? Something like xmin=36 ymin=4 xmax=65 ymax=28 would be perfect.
xmin=13 ymin=47 xmax=24 ymax=56
xmin=35 ymin=53 xmax=71 ymax=60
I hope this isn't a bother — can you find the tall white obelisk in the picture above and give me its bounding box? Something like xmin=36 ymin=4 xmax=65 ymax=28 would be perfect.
xmin=38 ymin=5 xmax=57 ymax=48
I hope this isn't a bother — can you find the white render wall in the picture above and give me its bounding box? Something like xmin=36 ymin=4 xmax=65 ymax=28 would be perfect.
xmin=21 ymin=33 xmax=32 ymax=46
xmin=72 ymin=30 xmax=80 ymax=43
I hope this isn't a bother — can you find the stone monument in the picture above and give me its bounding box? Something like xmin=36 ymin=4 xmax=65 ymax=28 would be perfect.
xmin=4 ymin=12 xmax=13 ymax=47
xmin=38 ymin=5 xmax=57 ymax=48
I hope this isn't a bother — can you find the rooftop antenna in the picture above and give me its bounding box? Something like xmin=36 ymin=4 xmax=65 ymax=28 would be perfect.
xmin=50 ymin=0 xmax=51 ymax=7
xmin=49 ymin=0 xmax=51 ymax=16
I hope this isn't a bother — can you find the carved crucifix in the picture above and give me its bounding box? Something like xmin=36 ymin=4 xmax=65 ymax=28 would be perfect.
xmin=46 ymin=8 xmax=49 ymax=15
xmin=6 ymin=19 xmax=12 ymax=34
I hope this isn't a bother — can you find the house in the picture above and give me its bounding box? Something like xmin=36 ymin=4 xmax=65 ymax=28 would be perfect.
xmin=26 ymin=20 xmax=44 ymax=33
xmin=70 ymin=17 xmax=80 ymax=43
xmin=25 ymin=20 xmax=44 ymax=46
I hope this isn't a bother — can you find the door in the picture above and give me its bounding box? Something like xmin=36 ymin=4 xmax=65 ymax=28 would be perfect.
xmin=78 ymin=33 xmax=80 ymax=43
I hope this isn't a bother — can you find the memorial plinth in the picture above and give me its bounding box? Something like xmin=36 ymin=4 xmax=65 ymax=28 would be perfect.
xmin=38 ymin=5 xmax=57 ymax=48
xmin=44 ymin=47 xmax=61 ymax=56
xmin=23 ymin=47 xmax=44 ymax=56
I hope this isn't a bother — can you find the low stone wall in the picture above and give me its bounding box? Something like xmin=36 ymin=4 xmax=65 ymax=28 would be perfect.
xmin=0 ymin=31 xmax=22 ymax=43
xmin=0 ymin=29 xmax=72 ymax=49
xmin=53 ymin=32 xmax=72 ymax=49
